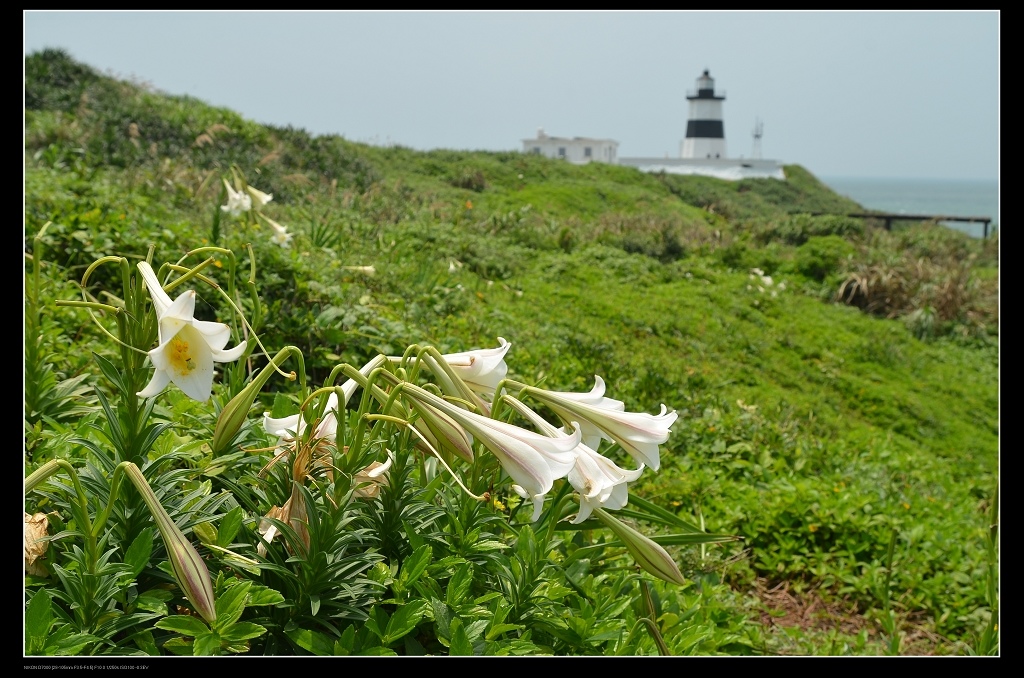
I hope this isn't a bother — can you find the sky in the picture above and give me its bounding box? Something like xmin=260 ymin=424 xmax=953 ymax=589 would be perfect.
xmin=24 ymin=10 xmax=999 ymax=182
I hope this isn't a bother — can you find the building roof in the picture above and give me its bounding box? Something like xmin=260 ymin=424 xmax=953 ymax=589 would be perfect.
xmin=522 ymin=134 xmax=618 ymax=145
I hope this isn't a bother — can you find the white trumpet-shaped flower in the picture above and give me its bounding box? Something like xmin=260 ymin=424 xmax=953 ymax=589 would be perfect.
xmin=264 ymin=391 xmax=342 ymax=449
xmin=530 ymin=376 xmax=625 ymax=451
xmin=136 ymin=262 xmax=247 ymax=402
xmin=261 ymin=215 xmax=293 ymax=249
xmin=526 ymin=376 xmax=678 ymax=471
xmin=568 ymin=444 xmax=644 ymax=523
xmin=246 ymin=185 xmax=273 ymax=209
xmin=441 ymin=337 xmax=511 ymax=397
xmin=403 ymin=383 xmax=578 ymax=502
xmin=263 ymin=356 xmax=384 ymax=455
xmin=221 ymin=179 xmax=252 ymax=217
xmin=505 ymin=396 xmax=644 ymax=523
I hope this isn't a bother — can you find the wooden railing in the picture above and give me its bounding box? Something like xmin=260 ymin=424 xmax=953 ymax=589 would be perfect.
xmin=808 ymin=212 xmax=995 ymax=238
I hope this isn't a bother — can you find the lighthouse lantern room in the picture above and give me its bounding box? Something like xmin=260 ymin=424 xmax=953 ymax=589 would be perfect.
xmin=680 ymin=69 xmax=727 ymax=160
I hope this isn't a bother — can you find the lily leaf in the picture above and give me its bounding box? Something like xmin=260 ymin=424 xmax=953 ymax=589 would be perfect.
xmin=156 ymin=615 xmax=210 ymax=637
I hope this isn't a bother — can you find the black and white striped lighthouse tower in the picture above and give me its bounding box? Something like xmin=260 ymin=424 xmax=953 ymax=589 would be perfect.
xmin=680 ymin=69 xmax=727 ymax=159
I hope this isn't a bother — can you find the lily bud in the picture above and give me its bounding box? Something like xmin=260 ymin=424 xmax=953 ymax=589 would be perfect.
xmin=410 ymin=401 xmax=475 ymax=463
xmin=593 ymin=507 xmax=686 ymax=586
xmin=212 ymin=348 xmax=292 ymax=455
xmin=124 ymin=463 xmax=217 ymax=623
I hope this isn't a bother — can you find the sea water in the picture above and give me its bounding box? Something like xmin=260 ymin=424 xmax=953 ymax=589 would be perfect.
xmin=819 ymin=177 xmax=999 ymax=239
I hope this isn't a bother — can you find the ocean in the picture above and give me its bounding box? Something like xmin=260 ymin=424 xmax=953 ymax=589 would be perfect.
xmin=818 ymin=177 xmax=999 ymax=239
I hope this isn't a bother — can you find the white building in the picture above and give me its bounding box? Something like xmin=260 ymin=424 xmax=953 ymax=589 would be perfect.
xmin=521 ymin=128 xmax=619 ymax=164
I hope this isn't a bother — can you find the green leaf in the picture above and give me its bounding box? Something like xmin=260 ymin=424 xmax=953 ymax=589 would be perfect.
xmin=219 ymin=622 xmax=267 ymax=643
xmin=363 ymin=606 xmax=387 ymax=641
xmin=162 ymin=637 xmax=194 ymax=656
xmin=53 ymin=632 xmax=104 ymax=656
xmin=192 ymin=522 xmax=218 ymax=546
xmin=472 ymin=540 xmax=510 ymax=551
xmin=213 ymin=579 xmax=252 ymax=629
xmin=357 ymin=646 xmax=398 ymax=656
xmin=26 ymin=589 xmax=53 ymax=649
xmin=337 ymin=625 xmax=357 ymax=654
xmin=431 ymin=598 xmax=452 ymax=639
xmin=203 ymin=451 xmax=248 ymax=478
xmin=122 ymin=527 xmax=154 ymax=578
xmin=92 ymin=352 xmax=129 ymax=398
xmin=286 ymin=627 xmax=335 ymax=656
xmin=383 ymin=599 xmax=427 ymax=645
xmin=246 ymin=584 xmax=285 ymax=607
xmin=649 ymin=532 xmax=741 ymax=546
xmin=621 ymin=496 xmax=707 ymax=532
xmin=475 ymin=591 xmax=504 ymax=606
xmin=155 ymin=615 xmax=210 ymax=637
xmin=515 ymin=524 xmax=538 ymax=561
xmin=135 ymin=588 xmax=172 ymax=616
xmin=448 ymin=618 xmax=474 ymax=656
xmin=192 ymin=632 xmax=221 ymax=656
xmin=398 ymin=544 xmax=432 ymax=589
xmin=445 ymin=563 xmax=474 ymax=607
xmin=403 ymin=519 xmax=426 ymax=551
xmin=486 ymin=623 xmax=523 ymax=641
xmin=217 ymin=507 xmax=244 ymax=546
xmin=130 ymin=629 xmax=161 ymax=656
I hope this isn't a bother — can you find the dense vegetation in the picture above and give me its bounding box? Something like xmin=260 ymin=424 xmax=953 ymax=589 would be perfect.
xmin=25 ymin=49 xmax=998 ymax=657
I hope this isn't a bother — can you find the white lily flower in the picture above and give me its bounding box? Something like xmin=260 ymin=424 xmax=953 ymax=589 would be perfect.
xmin=264 ymin=391 xmax=341 ymax=449
xmin=511 ymin=484 xmax=547 ymax=523
xmin=403 ymin=383 xmax=578 ymax=500
xmin=261 ymin=215 xmax=293 ymax=249
xmin=221 ymin=179 xmax=252 ymax=217
xmin=568 ymin=444 xmax=644 ymax=523
xmin=531 ymin=376 xmax=625 ymax=451
xmin=246 ymin=185 xmax=273 ymax=209
xmin=263 ymin=355 xmax=384 ymax=457
xmin=504 ymin=395 xmax=643 ymax=523
xmin=526 ymin=377 xmax=678 ymax=471
xmin=441 ymin=337 xmax=511 ymax=397
xmin=136 ymin=262 xmax=247 ymax=402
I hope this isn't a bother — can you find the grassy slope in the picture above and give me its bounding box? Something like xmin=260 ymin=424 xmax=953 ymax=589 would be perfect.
xmin=25 ymin=50 xmax=998 ymax=653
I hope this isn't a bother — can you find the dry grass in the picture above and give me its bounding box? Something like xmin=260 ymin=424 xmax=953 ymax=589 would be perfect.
xmin=834 ymin=225 xmax=997 ymax=338
xmin=750 ymin=577 xmax=950 ymax=655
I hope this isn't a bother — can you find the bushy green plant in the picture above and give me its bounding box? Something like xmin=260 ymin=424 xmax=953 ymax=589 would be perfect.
xmin=794 ymin=235 xmax=856 ymax=282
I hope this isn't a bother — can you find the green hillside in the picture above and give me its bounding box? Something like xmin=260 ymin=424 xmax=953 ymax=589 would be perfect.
xmin=25 ymin=49 xmax=998 ymax=657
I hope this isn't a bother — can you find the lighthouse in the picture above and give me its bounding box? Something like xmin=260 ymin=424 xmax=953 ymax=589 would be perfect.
xmin=680 ymin=69 xmax=727 ymax=159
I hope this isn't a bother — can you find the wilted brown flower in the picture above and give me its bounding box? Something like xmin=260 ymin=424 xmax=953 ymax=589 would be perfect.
xmin=24 ymin=512 xmax=50 ymax=577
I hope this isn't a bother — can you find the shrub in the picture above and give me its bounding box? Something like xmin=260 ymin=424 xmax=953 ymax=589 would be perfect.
xmin=794 ymin=235 xmax=856 ymax=281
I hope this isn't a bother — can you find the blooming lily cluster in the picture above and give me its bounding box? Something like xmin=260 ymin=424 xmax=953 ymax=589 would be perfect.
xmin=220 ymin=172 xmax=292 ymax=249
xmin=131 ymin=259 xmax=682 ymax=583
xmin=386 ymin=338 xmax=678 ymax=525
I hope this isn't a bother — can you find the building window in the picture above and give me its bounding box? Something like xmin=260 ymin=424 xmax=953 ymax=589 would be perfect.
xmin=584 ymin=147 xmax=592 ymax=158
xmin=532 ymin=147 xmax=541 ymax=155
xmin=558 ymin=147 xmax=566 ymax=158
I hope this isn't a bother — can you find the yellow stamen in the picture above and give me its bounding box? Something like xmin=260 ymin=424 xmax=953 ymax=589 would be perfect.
xmin=169 ymin=338 xmax=196 ymax=376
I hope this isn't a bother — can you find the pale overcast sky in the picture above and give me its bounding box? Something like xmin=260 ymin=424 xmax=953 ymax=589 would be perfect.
xmin=24 ymin=10 xmax=999 ymax=182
